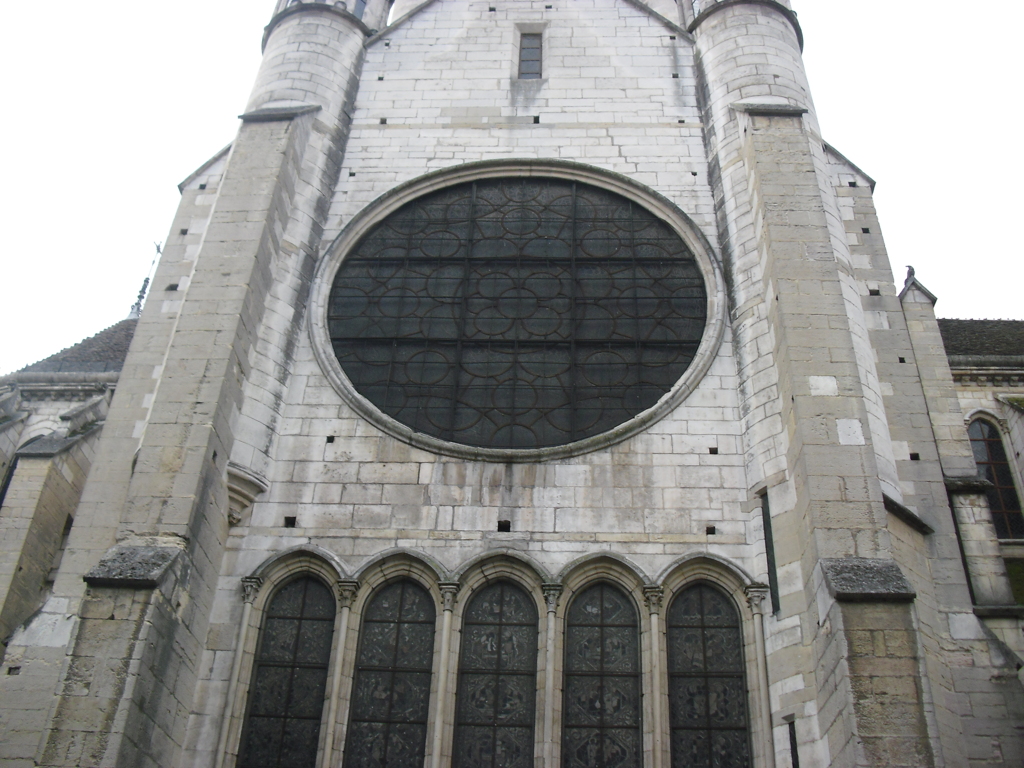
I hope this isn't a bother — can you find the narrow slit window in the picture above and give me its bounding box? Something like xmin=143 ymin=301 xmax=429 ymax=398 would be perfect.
xmin=519 ymin=33 xmax=542 ymax=79
xmin=760 ymin=491 xmax=781 ymax=614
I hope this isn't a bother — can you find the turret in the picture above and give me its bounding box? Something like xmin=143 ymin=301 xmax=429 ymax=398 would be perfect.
xmin=689 ymin=3 xmax=932 ymax=767
xmin=251 ymin=0 xmax=392 ymax=117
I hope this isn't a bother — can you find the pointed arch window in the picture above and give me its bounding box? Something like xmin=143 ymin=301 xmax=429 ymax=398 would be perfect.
xmin=667 ymin=583 xmax=750 ymax=768
xmin=453 ymin=581 xmax=539 ymax=768
xmin=344 ymin=580 xmax=436 ymax=768
xmin=238 ymin=576 xmax=337 ymax=768
xmin=969 ymin=418 xmax=1024 ymax=539
xmin=562 ymin=583 xmax=642 ymax=768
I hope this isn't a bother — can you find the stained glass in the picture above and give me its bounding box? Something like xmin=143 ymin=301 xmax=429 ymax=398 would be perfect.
xmin=238 ymin=577 xmax=337 ymax=768
xmin=328 ymin=178 xmax=708 ymax=450
xmin=562 ymin=583 xmax=641 ymax=768
xmin=453 ymin=582 xmax=539 ymax=768
xmin=667 ymin=584 xmax=750 ymax=768
xmin=344 ymin=580 xmax=436 ymax=768
xmin=968 ymin=419 xmax=1024 ymax=539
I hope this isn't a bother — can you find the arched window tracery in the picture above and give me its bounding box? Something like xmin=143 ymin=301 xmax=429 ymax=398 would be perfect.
xmin=969 ymin=418 xmax=1024 ymax=539
xmin=453 ymin=580 xmax=540 ymax=768
xmin=238 ymin=576 xmax=337 ymax=768
xmin=666 ymin=582 xmax=750 ymax=768
xmin=562 ymin=582 xmax=642 ymax=768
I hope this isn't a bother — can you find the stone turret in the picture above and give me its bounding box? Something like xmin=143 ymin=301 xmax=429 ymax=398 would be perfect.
xmin=691 ymin=2 xmax=932 ymax=766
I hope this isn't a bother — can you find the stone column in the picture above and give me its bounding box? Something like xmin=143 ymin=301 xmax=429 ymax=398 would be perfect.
xmin=744 ymin=583 xmax=775 ymax=768
xmin=643 ymin=586 xmax=665 ymax=768
xmin=430 ymin=583 xmax=460 ymax=768
xmin=214 ymin=577 xmax=263 ymax=768
xmin=541 ymin=584 xmax=563 ymax=768
xmin=324 ymin=580 xmax=359 ymax=768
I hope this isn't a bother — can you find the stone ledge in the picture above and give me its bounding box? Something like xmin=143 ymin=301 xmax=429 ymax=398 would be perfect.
xmin=239 ymin=104 xmax=322 ymax=123
xmin=731 ymin=102 xmax=809 ymax=117
xmin=883 ymin=494 xmax=934 ymax=535
xmin=973 ymin=605 xmax=1024 ymax=619
xmin=83 ymin=545 xmax=182 ymax=589
xmin=944 ymin=475 xmax=994 ymax=494
xmin=821 ymin=558 xmax=916 ymax=603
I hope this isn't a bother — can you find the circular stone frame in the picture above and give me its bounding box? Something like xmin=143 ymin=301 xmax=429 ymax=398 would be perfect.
xmin=310 ymin=160 xmax=727 ymax=462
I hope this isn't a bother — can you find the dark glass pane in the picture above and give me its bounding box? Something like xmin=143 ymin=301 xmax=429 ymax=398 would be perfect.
xmin=329 ymin=178 xmax=708 ymax=449
xmin=268 ymin=580 xmax=306 ymax=618
xmin=387 ymin=723 xmax=428 ymax=765
xmin=711 ymin=730 xmax=751 ymax=768
xmin=280 ymin=719 xmax=321 ymax=767
xmin=296 ymin=619 xmax=335 ymax=664
xmin=345 ymin=580 xmax=436 ymax=768
xmin=562 ymin=584 xmax=641 ymax=768
xmin=239 ymin=577 xmax=337 ymax=768
xmin=352 ymin=670 xmax=393 ymax=720
xmin=968 ymin=420 xmax=1024 ymax=539
xmin=454 ymin=582 xmax=539 ymax=768
xmin=667 ymin=584 xmax=749 ymax=768
xmin=501 ymin=626 xmax=538 ymax=671
xmin=495 ymin=726 xmax=534 ymax=768
xmin=564 ymin=625 xmax=602 ymax=673
xmin=260 ymin=618 xmax=299 ymax=662
xmin=289 ymin=667 xmax=329 ymax=718
xmin=359 ymin=621 xmax=399 ymax=668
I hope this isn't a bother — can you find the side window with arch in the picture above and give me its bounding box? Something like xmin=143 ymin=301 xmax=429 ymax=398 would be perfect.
xmin=969 ymin=419 xmax=1024 ymax=539
xmin=453 ymin=581 xmax=539 ymax=768
xmin=344 ymin=580 xmax=436 ymax=768
xmin=562 ymin=583 xmax=641 ymax=768
xmin=667 ymin=583 xmax=749 ymax=768
xmin=238 ymin=576 xmax=337 ymax=768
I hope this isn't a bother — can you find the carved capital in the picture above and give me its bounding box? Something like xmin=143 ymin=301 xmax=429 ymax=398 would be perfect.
xmin=439 ymin=582 xmax=461 ymax=612
xmin=336 ymin=580 xmax=359 ymax=608
xmin=241 ymin=576 xmax=263 ymax=604
xmin=542 ymin=583 xmax=563 ymax=613
xmin=643 ymin=585 xmax=665 ymax=614
xmin=745 ymin=583 xmax=770 ymax=614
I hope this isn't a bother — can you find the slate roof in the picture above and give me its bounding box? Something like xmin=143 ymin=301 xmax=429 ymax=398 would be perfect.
xmin=938 ymin=319 xmax=1024 ymax=359
xmin=19 ymin=319 xmax=138 ymax=374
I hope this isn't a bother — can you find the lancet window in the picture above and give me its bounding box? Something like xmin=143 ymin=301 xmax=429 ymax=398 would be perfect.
xmin=969 ymin=418 xmax=1024 ymax=539
xmin=667 ymin=583 xmax=750 ymax=768
xmin=453 ymin=581 xmax=539 ymax=768
xmin=233 ymin=565 xmax=762 ymax=768
xmin=562 ymin=582 xmax=642 ymax=768
xmin=344 ymin=580 xmax=436 ymax=768
xmin=237 ymin=576 xmax=337 ymax=768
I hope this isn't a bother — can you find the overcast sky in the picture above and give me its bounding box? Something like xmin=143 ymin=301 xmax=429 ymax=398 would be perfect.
xmin=1 ymin=1 xmax=1020 ymax=375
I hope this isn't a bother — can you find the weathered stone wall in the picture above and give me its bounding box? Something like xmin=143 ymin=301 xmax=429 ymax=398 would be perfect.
xmin=2 ymin=1 xmax=1022 ymax=766
xmin=0 ymin=432 xmax=97 ymax=654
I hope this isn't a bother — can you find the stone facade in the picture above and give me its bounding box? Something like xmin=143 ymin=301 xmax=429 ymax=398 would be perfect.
xmin=1 ymin=1 xmax=1023 ymax=767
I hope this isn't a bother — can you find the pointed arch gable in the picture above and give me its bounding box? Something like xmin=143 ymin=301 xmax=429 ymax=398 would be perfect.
xmin=452 ymin=548 xmax=553 ymax=586
xmin=557 ymin=552 xmax=649 ymax=590
xmin=251 ymin=544 xmax=347 ymax=582
xmin=352 ymin=547 xmax=448 ymax=585
xmin=656 ymin=553 xmax=755 ymax=595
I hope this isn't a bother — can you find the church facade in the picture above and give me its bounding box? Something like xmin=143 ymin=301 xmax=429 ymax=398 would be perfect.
xmin=2 ymin=1 xmax=1023 ymax=767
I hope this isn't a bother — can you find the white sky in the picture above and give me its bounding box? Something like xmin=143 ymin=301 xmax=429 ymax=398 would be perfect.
xmin=1 ymin=1 xmax=1020 ymax=376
